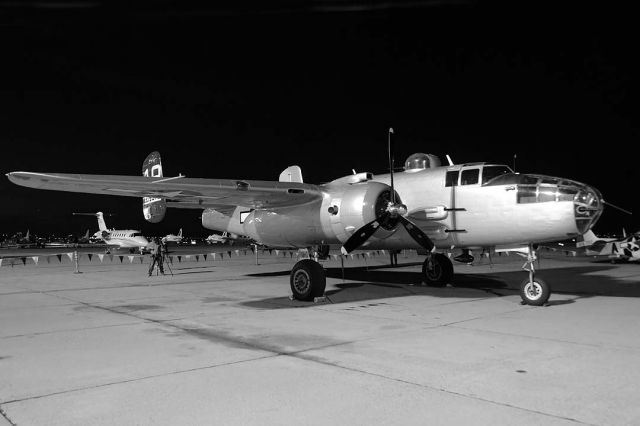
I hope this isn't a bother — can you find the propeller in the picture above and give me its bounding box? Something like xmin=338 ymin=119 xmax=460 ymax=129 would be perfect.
xmin=341 ymin=128 xmax=435 ymax=255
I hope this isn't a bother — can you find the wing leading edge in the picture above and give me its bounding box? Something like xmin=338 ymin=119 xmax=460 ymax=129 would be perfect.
xmin=6 ymin=172 xmax=323 ymax=209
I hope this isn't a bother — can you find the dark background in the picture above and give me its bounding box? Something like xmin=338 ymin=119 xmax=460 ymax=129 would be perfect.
xmin=1 ymin=1 xmax=637 ymax=238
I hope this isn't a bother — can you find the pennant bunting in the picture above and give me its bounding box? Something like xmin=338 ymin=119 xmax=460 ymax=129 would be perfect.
xmin=21 ymin=257 xmax=26 ymax=265
xmin=56 ymin=254 xmax=62 ymax=263
xmin=0 ymin=259 xmax=2 ymax=267
xmin=203 ymin=254 xmax=207 ymax=261
xmin=118 ymin=255 xmax=124 ymax=263
xmin=128 ymin=255 xmax=134 ymax=263
xmin=98 ymin=254 xmax=104 ymax=262
xmin=66 ymin=252 xmax=74 ymax=261
xmin=195 ymin=255 xmax=200 ymax=262
xmin=87 ymin=253 xmax=93 ymax=262
xmin=31 ymin=256 xmax=39 ymax=265
xmin=177 ymin=256 xmax=182 ymax=262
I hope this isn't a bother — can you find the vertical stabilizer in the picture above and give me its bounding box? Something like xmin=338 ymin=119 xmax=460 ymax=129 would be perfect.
xmin=142 ymin=151 xmax=167 ymax=223
xmin=96 ymin=212 xmax=108 ymax=231
xmin=279 ymin=166 xmax=304 ymax=183
xmin=178 ymin=228 xmax=182 ymax=238
xmin=576 ymin=230 xmax=598 ymax=248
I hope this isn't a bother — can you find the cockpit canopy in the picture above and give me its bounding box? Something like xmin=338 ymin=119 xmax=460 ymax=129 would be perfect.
xmin=404 ymin=153 xmax=441 ymax=172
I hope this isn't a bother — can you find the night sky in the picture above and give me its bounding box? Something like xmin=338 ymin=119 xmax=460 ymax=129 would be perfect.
xmin=1 ymin=1 xmax=638 ymax=238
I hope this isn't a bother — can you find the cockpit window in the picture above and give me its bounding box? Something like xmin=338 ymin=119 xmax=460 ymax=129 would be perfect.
xmin=460 ymin=169 xmax=479 ymax=185
xmin=482 ymin=166 xmax=512 ymax=184
xmin=445 ymin=170 xmax=459 ymax=187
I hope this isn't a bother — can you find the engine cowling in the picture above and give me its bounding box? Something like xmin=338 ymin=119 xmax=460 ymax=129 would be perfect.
xmin=323 ymin=181 xmax=401 ymax=244
xmin=240 ymin=181 xmax=399 ymax=248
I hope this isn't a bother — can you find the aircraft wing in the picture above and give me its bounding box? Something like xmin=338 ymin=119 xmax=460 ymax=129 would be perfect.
xmin=7 ymin=172 xmax=323 ymax=209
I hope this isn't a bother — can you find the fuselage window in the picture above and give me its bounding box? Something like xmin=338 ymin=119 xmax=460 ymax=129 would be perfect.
xmin=445 ymin=171 xmax=459 ymax=187
xmin=517 ymin=185 xmax=537 ymax=204
xmin=460 ymin=169 xmax=479 ymax=185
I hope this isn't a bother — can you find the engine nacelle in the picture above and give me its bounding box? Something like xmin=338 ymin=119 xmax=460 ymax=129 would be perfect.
xmin=240 ymin=181 xmax=398 ymax=248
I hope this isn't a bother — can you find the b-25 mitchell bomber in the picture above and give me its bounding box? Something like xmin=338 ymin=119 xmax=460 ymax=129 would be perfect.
xmin=7 ymin=130 xmax=606 ymax=305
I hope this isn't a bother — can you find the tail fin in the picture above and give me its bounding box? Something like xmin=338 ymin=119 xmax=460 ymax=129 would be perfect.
xmin=576 ymin=230 xmax=598 ymax=248
xmin=25 ymin=229 xmax=30 ymax=241
xmin=142 ymin=151 xmax=167 ymax=223
xmin=96 ymin=212 xmax=108 ymax=231
xmin=279 ymin=165 xmax=304 ymax=183
xmin=83 ymin=229 xmax=90 ymax=239
xmin=178 ymin=228 xmax=182 ymax=238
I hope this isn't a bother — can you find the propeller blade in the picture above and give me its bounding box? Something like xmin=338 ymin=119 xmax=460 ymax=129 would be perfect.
xmin=398 ymin=215 xmax=434 ymax=252
xmin=341 ymin=213 xmax=390 ymax=255
xmin=388 ymin=127 xmax=395 ymax=204
xmin=603 ymin=200 xmax=632 ymax=215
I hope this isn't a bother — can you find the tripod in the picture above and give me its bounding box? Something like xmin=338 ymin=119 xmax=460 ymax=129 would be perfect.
xmin=162 ymin=254 xmax=173 ymax=276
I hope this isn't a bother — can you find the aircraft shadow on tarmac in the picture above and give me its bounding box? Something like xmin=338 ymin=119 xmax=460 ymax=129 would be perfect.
xmin=243 ymin=262 xmax=639 ymax=309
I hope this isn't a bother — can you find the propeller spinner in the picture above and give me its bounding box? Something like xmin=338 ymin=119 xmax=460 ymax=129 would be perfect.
xmin=341 ymin=128 xmax=435 ymax=255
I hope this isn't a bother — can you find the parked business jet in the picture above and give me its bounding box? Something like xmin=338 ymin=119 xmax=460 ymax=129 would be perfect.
xmin=162 ymin=228 xmax=183 ymax=244
xmin=73 ymin=212 xmax=149 ymax=253
xmin=8 ymin=131 xmax=610 ymax=305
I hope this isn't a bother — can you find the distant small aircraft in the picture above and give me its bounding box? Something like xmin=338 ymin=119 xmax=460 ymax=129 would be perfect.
xmin=162 ymin=228 xmax=183 ymax=244
xmin=1 ymin=229 xmax=41 ymax=248
xmin=578 ymin=229 xmax=640 ymax=262
xmin=206 ymin=231 xmax=242 ymax=245
xmin=8 ymin=130 xmax=614 ymax=305
xmin=73 ymin=212 xmax=149 ymax=253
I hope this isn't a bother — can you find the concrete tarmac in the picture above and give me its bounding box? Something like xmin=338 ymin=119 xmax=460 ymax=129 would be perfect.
xmin=1 ymin=249 xmax=639 ymax=425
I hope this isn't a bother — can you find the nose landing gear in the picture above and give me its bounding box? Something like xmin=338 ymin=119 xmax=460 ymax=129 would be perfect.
xmin=519 ymin=243 xmax=550 ymax=306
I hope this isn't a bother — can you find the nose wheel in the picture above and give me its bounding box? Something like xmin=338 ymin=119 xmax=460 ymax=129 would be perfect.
xmin=519 ymin=244 xmax=550 ymax=306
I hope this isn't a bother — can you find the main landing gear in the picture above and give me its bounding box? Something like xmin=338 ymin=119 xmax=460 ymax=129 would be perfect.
xmin=422 ymin=253 xmax=454 ymax=287
xmin=519 ymin=243 xmax=550 ymax=306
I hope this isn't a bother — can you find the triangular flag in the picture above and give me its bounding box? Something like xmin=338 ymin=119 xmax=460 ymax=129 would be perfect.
xmin=0 ymin=259 xmax=2 ymax=267
xmin=203 ymin=254 xmax=208 ymax=261
xmin=31 ymin=256 xmax=39 ymax=265
xmin=21 ymin=257 xmax=26 ymax=265
xmin=66 ymin=252 xmax=74 ymax=261
xmin=195 ymin=255 xmax=200 ymax=262
xmin=177 ymin=256 xmax=182 ymax=262
xmin=56 ymin=254 xmax=62 ymax=263
xmin=227 ymin=251 xmax=232 ymax=257
xmin=98 ymin=254 xmax=104 ymax=262
xmin=139 ymin=257 xmax=144 ymax=264
xmin=275 ymin=250 xmax=279 ymax=256
xmin=235 ymin=250 xmax=240 ymax=256
xmin=186 ymin=255 xmax=192 ymax=261
xmin=220 ymin=252 xmax=224 ymax=259
xmin=118 ymin=255 xmax=124 ymax=263
xmin=128 ymin=255 xmax=134 ymax=263
xmin=46 ymin=256 xmax=51 ymax=263
xmin=212 ymin=253 xmax=216 ymax=260
xmin=109 ymin=254 xmax=114 ymax=262
xmin=87 ymin=253 xmax=93 ymax=262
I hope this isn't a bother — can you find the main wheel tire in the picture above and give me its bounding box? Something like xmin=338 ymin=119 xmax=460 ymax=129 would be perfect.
xmin=422 ymin=253 xmax=454 ymax=287
xmin=519 ymin=277 xmax=550 ymax=306
xmin=290 ymin=259 xmax=326 ymax=301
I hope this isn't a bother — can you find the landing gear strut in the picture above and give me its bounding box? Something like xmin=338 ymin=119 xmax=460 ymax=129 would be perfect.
xmin=519 ymin=243 xmax=550 ymax=306
xmin=422 ymin=253 xmax=454 ymax=287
